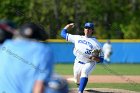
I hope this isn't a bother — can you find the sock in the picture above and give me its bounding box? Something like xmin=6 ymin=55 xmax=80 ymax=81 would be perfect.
xmin=79 ymin=77 xmax=88 ymax=93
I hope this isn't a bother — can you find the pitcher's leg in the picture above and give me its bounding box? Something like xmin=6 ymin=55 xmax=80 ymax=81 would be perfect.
xmin=78 ymin=62 xmax=96 ymax=93
xmin=73 ymin=59 xmax=83 ymax=85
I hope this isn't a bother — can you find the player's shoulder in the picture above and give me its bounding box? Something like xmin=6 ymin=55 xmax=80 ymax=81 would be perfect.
xmin=91 ymin=37 xmax=102 ymax=46
xmin=76 ymin=35 xmax=87 ymax=40
xmin=0 ymin=39 xmax=13 ymax=48
xmin=91 ymin=36 xmax=97 ymax=39
xmin=68 ymin=33 xmax=81 ymax=37
xmin=68 ymin=34 xmax=82 ymax=39
xmin=35 ymin=42 xmax=52 ymax=51
xmin=91 ymin=37 xmax=99 ymax=42
xmin=28 ymin=41 xmax=53 ymax=56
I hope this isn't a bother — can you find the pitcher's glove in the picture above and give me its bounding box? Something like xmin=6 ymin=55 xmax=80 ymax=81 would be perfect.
xmin=89 ymin=49 xmax=103 ymax=63
xmin=89 ymin=56 xmax=101 ymax=63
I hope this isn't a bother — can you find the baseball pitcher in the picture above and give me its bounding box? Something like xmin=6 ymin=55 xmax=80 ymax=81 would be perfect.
xmin=60 ymin=22 xmax=104 ymax=93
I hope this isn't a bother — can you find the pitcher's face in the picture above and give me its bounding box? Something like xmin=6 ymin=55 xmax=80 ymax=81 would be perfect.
xmin=84 ymin=27 xmax=94 ymax=37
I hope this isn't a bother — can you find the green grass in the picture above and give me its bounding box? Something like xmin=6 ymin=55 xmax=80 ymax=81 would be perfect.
xmin=55 ymin=64 xmax=140 ymax=75
xmin=69 ymin=83 xmax=140 ymax=92
xmin=55 ymin=63 xmax=140 ymax=92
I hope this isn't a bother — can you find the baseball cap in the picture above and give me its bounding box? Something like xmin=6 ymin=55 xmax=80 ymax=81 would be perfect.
xmin=19 ymin=23 xmax=48 ymax=41
xmin=45 ymin=75 xmax=69 ymax=93
xmin=84 ymin=22 xmax=94 ymax=29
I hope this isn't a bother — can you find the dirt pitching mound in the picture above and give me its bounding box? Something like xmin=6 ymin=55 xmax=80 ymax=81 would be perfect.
xmin=69 ymin=88 xmax=139 ymax=93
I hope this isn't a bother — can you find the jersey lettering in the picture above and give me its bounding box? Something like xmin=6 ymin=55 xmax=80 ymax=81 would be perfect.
xmin=78 ymin=40 xmax=93 ymax=49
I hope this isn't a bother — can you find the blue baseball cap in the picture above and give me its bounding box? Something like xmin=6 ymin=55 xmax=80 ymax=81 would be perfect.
xmin=84 ymin=22 xmax=94 ymax=29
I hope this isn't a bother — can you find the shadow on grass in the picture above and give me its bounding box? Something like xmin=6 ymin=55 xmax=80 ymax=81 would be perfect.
xmin=85 ymin=89 xmax=114 ymax=93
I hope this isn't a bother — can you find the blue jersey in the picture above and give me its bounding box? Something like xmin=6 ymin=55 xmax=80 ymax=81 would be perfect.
xmin=0 ymin=39 xmax=54 ymax=93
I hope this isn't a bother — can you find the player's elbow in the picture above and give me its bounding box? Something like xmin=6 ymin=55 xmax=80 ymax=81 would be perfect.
xmin=60 ymin=29 xmax=67 ymax=39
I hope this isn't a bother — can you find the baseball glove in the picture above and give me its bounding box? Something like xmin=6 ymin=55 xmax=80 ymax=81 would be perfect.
xmin=89 ymin=49 xmax=101 ymax=62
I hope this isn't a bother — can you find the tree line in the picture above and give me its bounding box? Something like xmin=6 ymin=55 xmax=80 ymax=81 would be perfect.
xmin=0 ymin=0 xmax=140 ymax=39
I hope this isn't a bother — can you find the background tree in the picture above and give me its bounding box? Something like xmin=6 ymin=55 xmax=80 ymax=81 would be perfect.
xmin=0 ymin=0 xmax=140 ymax=39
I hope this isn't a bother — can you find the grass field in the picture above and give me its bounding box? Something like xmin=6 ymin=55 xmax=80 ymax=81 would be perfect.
xmin=55 ymin=64 xmax=140 ymax=92
xmin=70 ymin=83 xmax=140 ymax=92
xmin=55 ymin=64 xmax=140 ymax=75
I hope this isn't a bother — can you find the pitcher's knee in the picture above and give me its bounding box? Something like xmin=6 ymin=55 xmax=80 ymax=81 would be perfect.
xmin=81 ymin=72 xmax=88 ymax=78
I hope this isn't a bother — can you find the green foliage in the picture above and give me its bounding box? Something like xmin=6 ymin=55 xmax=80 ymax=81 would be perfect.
xmin=121 ymin=18 xmax=140 ymax=39
xmin=0 ymin=0 xmax=140 ymax=39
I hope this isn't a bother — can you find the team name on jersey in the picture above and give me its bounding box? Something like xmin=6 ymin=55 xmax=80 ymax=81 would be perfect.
xmin=78 ymin=40 xmax=93 ymax=49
